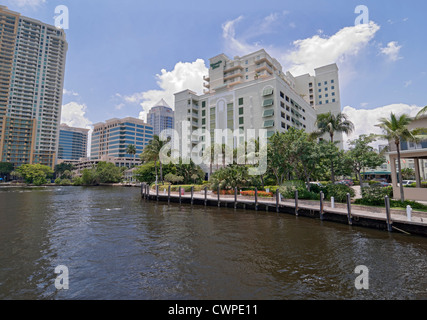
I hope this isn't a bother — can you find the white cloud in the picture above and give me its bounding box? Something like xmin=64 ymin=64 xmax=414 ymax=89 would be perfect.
xmin=342 ymin=103 xmax=423 ymax=149
xmin=221 ymin=14 xmax=380 ymax=84
xmin=63 ymin=88 xmax=79 ymax=97
xmin=380 ymin=41 xmax=403 ymax=61
xmin=61 ymin=102 xmax=92 ymax=129
xmin=404 ymin=80 xmax=412 ymax=88
xmin=117 ymin=59 xmax=208 ymax=121
xmin=61 ymin=102 xmax=93 ymax=157
xmin=9 ymin=0 xmax=46 ymax=7
xmin=284 ymin=22 xmax=380 ymax=76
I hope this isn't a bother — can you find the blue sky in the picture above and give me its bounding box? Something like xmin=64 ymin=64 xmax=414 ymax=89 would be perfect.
xmin=6 ymin=0 xmax=427 ymax=147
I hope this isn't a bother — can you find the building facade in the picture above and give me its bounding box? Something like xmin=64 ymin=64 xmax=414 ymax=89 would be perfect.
xmin=91 ymin=117 xmax=153 ymax=162
xmin=147 ymin=99 xmax=174 ymax=136
xmin=174 ymin=49 xmax=343 ymax=167
xmin=58 ymin=123 xmax=89 ymax=161
xmin=0 ymin=6 xmax=68 ymax=168
xmin=388 ymin=115 xmax=427 ymax=201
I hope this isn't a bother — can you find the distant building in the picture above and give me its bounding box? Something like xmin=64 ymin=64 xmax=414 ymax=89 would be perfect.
xmin=0 ymin=6 xmax=68 ymax=168
xmin=58 ymin=124 xmax=89 ymax=161
xmin=147 ymin=99 xmax=174 ymax=136
xmin=91 ymin=117 xmax=153 ymax=161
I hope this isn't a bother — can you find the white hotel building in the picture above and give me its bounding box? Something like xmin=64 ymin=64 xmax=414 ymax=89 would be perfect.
xmin=174 ymin=49 xmax=343 ymax=168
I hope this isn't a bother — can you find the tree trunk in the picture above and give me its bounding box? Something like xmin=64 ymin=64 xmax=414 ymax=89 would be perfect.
xmin=396 ymin=141 xmax=405 ymax=202
xmin=160 ymin=161 xmax=163 ymax=183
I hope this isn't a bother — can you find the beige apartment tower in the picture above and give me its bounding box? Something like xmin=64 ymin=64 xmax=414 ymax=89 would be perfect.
xmin=0 ymin=6 xmax=68 ymax=168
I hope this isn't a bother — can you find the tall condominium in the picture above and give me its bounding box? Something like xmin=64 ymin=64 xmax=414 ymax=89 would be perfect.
xmin=91 ymin=117 xmax=153 ymax=160
xmin=147 ymin=99 xmax=174 ymax=136
xmin=174 ymin=49 xmax=343 ymax=159
xmin=0 ymin=6 xmax=68 ymax=168
xmin=58 ymin=123 xmax=89 ymax=161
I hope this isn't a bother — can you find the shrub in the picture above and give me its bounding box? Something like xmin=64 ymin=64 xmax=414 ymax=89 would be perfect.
xmin=60 ymin=179 xmax=72 ymax=186
xmin=73 ymin=177 xmax=83 ymax=186
xmin=324 ymin=184 xmax=355 ymax=203
xmin=390 ymin=200 xmax=427 ymax=210
xmin=356 ymin=186 xmax=393 ymax=206
xmin=278 ymin=180 xmax=320 ymax=200
xmin=240 ymin=190 xmax=273 ymax=198
xmin=263 ymin=186 xmax=279 ymax=194
xmin=54 ymin=177 xmax=61 ymax=185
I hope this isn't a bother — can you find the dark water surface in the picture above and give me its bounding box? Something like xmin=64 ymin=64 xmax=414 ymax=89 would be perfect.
xmin=0 ymin=186 xmax=426 ymax=300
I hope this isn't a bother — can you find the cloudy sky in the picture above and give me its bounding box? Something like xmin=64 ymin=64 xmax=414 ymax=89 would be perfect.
xmin=6 ymin=0 xmax=427 ymax=149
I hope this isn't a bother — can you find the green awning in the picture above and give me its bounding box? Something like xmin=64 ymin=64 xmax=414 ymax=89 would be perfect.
xmin=263 ymin=99 xmax=274 ymax=107
xmin=263 ymin=109 xmax=274 ymax=117
xmin=263 ymin=88 xmax=274 ymax=96
xmin=263 ymin=120 xmax=275 ymax=128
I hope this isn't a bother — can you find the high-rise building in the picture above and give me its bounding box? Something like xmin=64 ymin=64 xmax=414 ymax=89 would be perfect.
xmin=147 ymin=99 xmax=174 ymax=136
xmin=174 ymin=49 xmax=343 ymax=161
xmin=0 ymin=6 xmax=68 ymax=168
xmin=58 ymin=123 xmax=89 ymax=161
xmin=91 ymin=117 xmax=153 ymax=161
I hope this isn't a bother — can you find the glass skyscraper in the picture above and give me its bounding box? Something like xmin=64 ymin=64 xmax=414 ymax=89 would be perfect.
xmin=91 ymin=117 xmax=153 ymax=160
xmin=147 ymin=99 xmax=174 ymax=136
xmin=58 ymin=124 xmax=89 ymax=161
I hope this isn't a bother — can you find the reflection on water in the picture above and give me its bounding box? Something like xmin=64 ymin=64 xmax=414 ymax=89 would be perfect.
xmin=0 ymin=186 xmax=427 ymax=300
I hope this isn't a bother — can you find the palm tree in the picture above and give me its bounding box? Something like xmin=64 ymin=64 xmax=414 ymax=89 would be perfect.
xmin=126 ymin=144 xmax=137 ymax=166
xmin=416 ymin=106 xmax=427 ymax=119
xmin=140 ymin=135 xmax=165 ymax=183
xmin=314 ymin=112 xmax=355 ymax=143
xmin=376 ymin=113 xmax=419 ymax=202
xmin=313 ymin=112 xmax=354 ymax=182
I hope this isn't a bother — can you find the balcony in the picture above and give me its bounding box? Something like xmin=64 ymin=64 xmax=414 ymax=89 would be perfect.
xmin=223 ymin=72 xmax=243 ymax=81
xmin=255 ymin=63 xmax=273 ymax=75
xmin=203 ymin=75 xmax=210 ymax=81
xmin=254 ymin=57 xmax=273 ymax=67
xmin=223 ymin=62 xmax=243 ymax=73
xmin=203 ymin=82 xmax=210 ymax=89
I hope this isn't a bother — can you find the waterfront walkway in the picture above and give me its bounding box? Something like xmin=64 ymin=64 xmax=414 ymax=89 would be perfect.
xmin=143 ymin=187 xmax=427 ymax=237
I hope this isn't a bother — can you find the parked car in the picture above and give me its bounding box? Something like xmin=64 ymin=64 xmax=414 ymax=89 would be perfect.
xmin=335 ymin=180 xmax=352 ymax=186
xmin=309 ymin=182 xmax=324 ymax=187
xmin=372 ymin=182 xmax=391 ymax=188
xmin=402 ymin=180 xmax=416 ymax=186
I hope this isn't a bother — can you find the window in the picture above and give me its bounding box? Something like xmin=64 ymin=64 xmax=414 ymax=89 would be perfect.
xmin=332 ymin=99 xmax=336 ymax=103
xmin=331 ymin=86 xmax=335 ymax=90
xmin=325 ymin=87 xmax=328 ymax=91
xmin=319 ymin=95 xmax=322 ymax=99
xmin=245 ymin=68 xmax=248 ymax=72
xmin=263 ymin=109 xmax=274 ymax=117
xmin=325 ymin=94 xmax=328 ymax=98
xmin=332 ymin=92 xmax=335 ymax=96
xmin=324 ymin=81 xmax=328 ymax=85
xmin=280 ymin=91 xmax=285 ymax=99
xmin=202 ymin=110 xmax=206 ymax=117
xmin=263 ymin=120 xmax=274 ymax=128
xmin=319 ymin=89 xmax=322 ymax=93
xmin=263 ymin=99 xmax=274 ymax=107
xmin=239 ymin=97 xmax=244 ymax=105
xmin=318 ymin=83 xmax=321 ymax=86
xmin=246 ymin=75 xmax=249 ymax=80
xmin=262 ymin=88 xmax=274 ymax=96
xmin=202 ymin=101 xmax=206 ymax=108
xmin=239 ymin=107 xmax=244 ymax=115
xmin=319 ymin=101 xmax=322 ymax=105
xmin=280 ymin=101 xmax=285 ymax=108
xmin=331 ymin=80 xmax=334 ymax=84
xmin=202 ymin=119 xmax=206 ymax=125
xmin=285 ymin=96 xmax=290 ymax=102
xmin=239 ymin=117 xmax=244 ymax=125
xmin=325 ymin=100 xmax=329 ymax=104
xmin=309 ymin=83 xmax=313 ymax=88
xmin=245 ymin=60 xmax=248 ymax=65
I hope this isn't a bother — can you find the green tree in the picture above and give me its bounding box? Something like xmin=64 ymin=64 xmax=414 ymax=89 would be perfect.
xmin=126 ymin=144 xmax=137 ymax=165
xmin=141 ymin=135 xmax=165 ymax=182
xmin=416 ymin=106 xmax=427 ymax=119
xmin=95 ymin=162 xmax=123 ymax=183
xmin=313 ymin=112 xmax=354 ymax=182
xmin=176 ymin=159 xmax=205 ymax=184
xmin=0 ymin=162 xmax=14 ymax=181
xmin=16 ymin=164 xmax=53 ymax=186
xmin=376 ymin=113 xmax=420 ymax=202
xmin=209 ymin=165 xmax=251 ymax=190
xmin=346 ymin=134 xmax=385 ymax=188
xmin=401 ymin=168 xmax=415 ymax=180
xmin=54 ymin=163 xmax=75 ymax=177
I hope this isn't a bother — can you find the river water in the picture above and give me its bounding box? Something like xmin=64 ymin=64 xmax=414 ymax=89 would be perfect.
xmin=0 ymin=186 xmax=426 ymax=300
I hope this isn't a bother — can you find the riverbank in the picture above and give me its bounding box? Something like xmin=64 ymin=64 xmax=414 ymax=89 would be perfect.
xmin=142 ymin=187 xmax=427 ymax=237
